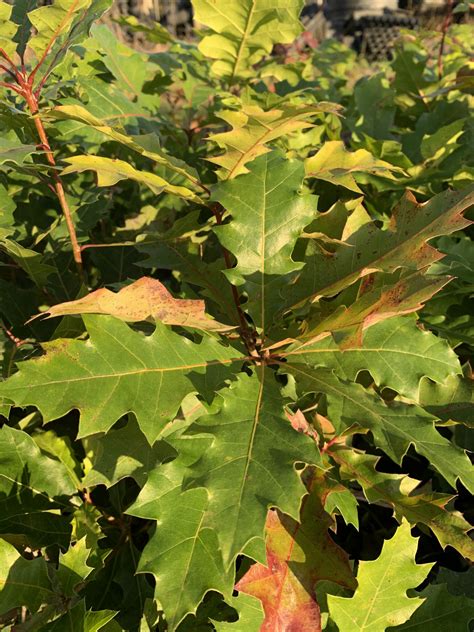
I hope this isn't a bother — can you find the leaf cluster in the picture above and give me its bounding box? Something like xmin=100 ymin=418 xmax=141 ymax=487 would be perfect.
xmin=0 ymin=2 xmax=473 ymax=630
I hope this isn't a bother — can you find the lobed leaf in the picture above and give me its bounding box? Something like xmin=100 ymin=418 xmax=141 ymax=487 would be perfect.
xmin=236 ymin=471 xmax=356 ymax=632
xmin=184 ymin=370 xmax=321 ymax=568
xmin=208 ymin=103 xmax=341 ymax=179
xmin=285 ymin=316 xmax=461 ymax=400
xmin=34 ymin=276 xmax=234 ymax=331
xmin=285 ymin=365 xmax=474 ymax=493
xmin=0 ymin=315 xmax=243 ymax=441
xmin=328 ymin=521 xmax=433 ymax=632
xmin=194 ymin=0 xmax=304 ymax=80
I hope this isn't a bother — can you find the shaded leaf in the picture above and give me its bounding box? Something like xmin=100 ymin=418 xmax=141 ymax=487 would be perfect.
xmin=0 ymin=424 xmax=74 ymax=548
xmin=391 ymin=583 xmax=474 ymax=632
xmin=333 ymin=450 xmax=474 ymax=560
xmin=285 ymin=365 xmax=474 ymax=493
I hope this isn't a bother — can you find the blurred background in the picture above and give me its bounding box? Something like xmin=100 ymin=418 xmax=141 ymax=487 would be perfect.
xmin=100 ymin=0 xmax=471 ymax=60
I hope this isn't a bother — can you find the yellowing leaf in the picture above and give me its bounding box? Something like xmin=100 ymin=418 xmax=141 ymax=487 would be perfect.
xmin=0 ymin=2 xmax=17 ymax=58
xmin=305 ymin=140 xmax=404 ymax=193
xmin=53 ymin=104 xmax=202 ymax=191
xmin=34 ymin=277 xmax=234 ymax=332
xmin=61 ymin=156 xmax=202 ymax=203
xmin=208 ymin=103 xmax=341 ymax=179
xmin=194 ymin=0 xmax=303 ymax=80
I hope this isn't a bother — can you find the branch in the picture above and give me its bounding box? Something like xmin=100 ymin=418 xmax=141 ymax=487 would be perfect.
xmin=438 ymin=0 xmax=454 ymax=80
xmin=24 ymin=88 xmax=85 ymax=281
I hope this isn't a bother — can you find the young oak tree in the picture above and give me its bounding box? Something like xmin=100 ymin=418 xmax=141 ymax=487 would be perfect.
xmin=0 ymin=0 xmax=473 ymax=630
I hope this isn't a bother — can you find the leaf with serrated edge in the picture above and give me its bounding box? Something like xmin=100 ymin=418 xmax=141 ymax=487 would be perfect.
xmin=328 ymin=521 xmax=433 ymax=632
xmin=0 ymin=315 xmax=243 ymax=442
xmin=333 ymin=450 xmax=474 ymax=560
xmin=285 ymin=316 xmax=461 ymax=400
xmin=285 ymin=186 xmax=474 ymax=309
xmin=236 ymin=470 xmax=356 ymax=632
xmin=184 ymin=370 xmax=321 ymax=568
xmin=194 ymin=0 xmax=303 ymax=80
xmin=34 ymin=277 xmax=234 ymax=331
xmin=284 ymin=365 xmax=474 ymax=493
xmin=214 ymin=151 xmax=316 ymax=330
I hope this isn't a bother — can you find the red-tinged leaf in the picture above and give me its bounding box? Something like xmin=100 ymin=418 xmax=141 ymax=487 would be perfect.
xmin=32 ymin=277 xmax=234 ymax=331
xmin=236 ymin=471 xmax=356 ymax=632
xmin=285 ymin=408 xmax=319 ymax=440
xmin=295 ymin=271 xmax=451 ymax=348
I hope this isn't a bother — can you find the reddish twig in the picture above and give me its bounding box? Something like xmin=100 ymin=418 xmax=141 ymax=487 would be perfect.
xmin=438 ymin=0 xmax=454 ymax=80
xmin=0 ymin=322 xmax=26 ymax=348
xmin=24 ymin=89 xmax=84 ymax=280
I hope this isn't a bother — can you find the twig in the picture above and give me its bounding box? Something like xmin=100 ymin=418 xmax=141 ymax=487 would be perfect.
xmin=437 ymin=0 xmax=454 ymax=80
xmin=24 ymin=89 xmax=85 ymax=280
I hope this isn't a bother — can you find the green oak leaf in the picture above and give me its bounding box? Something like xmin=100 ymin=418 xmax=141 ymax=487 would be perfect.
xmin=128 ymin=433 xmax=230 ymax=631
xmin=333 ymin=450 xmax=474 ymax=560
xmin=83 ymin=416 xmax=173 ymax=488
xmin=285 ymin=316 xmax=461 ymax=401
xmin=419 ymin=375 xmax=474 ymax=426
xmin=212 ymin=595 xmax=264 ymax=632
xmin=391 ymin=583 xmax=474 ymax=631
xmin=285 ymin=365 xmax=474 ymax=493
xmin=213 ymin=151 xmax=316 ymax=330
xmin=207 ymin=103 xmax=341 ymax=179
xmin=328 ymin=521 xmax=433 ymax=632
xmin=285 ymin=186 xmax=474 ymax=309
xmin=0 ymin=238 xmax=57 ymax=287
xmin=0 ymin=424 xmax=75 ymax=548
xmin=184 ymin=369 xmax=321 ymax=567
xmin=0 ymin=539 xmax=54 ymax=616
xmin=194 ymin=0 xmax=303 ymax=81
xmin=0 ymin=315 xmax=243 ymax=441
